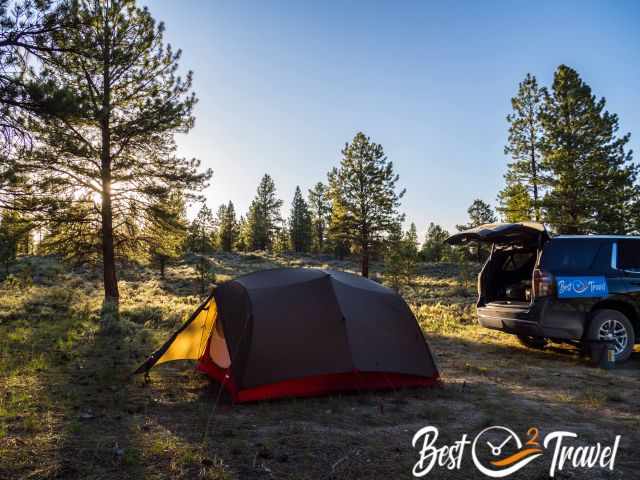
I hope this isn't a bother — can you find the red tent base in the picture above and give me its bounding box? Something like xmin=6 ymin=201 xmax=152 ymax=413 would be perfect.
xmin=196 ymin=354 xmax=440 ymax=403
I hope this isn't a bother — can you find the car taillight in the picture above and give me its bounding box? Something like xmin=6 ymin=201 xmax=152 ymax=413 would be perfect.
xmin=533 ymin=269 xmax=555 ymax=297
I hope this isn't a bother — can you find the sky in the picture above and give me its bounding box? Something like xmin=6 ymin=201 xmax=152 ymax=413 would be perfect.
xmin=144 ymin=0 xmax=640 ymax=235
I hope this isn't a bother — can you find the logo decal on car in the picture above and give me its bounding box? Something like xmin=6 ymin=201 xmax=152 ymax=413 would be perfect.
xmin=556 ymin=276 xmax=608 ymax=298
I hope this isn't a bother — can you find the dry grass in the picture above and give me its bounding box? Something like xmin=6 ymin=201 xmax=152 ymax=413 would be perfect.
xmin=1 ymin=252 xmax=639 ymax=479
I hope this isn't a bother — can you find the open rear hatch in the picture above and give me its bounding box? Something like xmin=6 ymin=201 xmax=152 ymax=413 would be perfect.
xmin=446 ymin=222 xmax=549 ymax=247
xmin=446 ymin=223 xmax=550 ymax=306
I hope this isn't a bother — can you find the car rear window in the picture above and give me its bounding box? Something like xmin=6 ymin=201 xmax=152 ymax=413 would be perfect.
xmin=540 ymin=239 xmax=607 ymax=272
xmin=617 ymin=239 xmax=640 ymax=271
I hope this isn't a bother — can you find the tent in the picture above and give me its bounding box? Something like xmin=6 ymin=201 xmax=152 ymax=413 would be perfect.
xmin=135 ymin=268 xmax=439 ymax=402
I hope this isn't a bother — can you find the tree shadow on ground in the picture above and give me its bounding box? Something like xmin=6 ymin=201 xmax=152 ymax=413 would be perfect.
xmin=40 ymin=302 xmax=150 ymax=479
xmin=0 ymin=288 xmax=152 ymax=479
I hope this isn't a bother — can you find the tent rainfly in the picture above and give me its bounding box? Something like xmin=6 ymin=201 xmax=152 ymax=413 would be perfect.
xmin=135 ymin=268 xmax=439 ymax=402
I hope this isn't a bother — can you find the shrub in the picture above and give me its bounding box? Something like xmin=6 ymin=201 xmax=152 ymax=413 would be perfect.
xmin=414 ymin=302 xmax=475 ymax=335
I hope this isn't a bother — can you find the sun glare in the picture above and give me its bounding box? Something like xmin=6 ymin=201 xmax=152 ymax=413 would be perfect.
xmin=91 ymin=191 xmax=102 ymax=206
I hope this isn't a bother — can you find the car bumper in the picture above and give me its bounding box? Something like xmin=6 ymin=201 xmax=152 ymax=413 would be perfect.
xmin=477 ymin=299 xmax=586 ymax=340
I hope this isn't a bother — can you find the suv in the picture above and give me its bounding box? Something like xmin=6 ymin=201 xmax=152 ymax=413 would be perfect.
xmin=447 ymin=222 xmax=639 ymax=362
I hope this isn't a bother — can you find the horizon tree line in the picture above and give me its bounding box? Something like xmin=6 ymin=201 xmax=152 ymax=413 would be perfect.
xmin=181 ymin=131 xmax=410 ymax=278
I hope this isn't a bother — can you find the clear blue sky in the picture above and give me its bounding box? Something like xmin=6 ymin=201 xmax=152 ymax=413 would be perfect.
xmin=144 ymin=0 xmax=639 ymax=236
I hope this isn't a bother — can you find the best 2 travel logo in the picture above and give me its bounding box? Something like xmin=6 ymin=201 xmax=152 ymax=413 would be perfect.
xmin=411 ymin=425 xmax=621 ymax=478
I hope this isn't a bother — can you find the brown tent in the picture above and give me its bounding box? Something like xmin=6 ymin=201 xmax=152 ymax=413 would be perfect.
xmin=136 ymin=268 xmax=439 ymax=402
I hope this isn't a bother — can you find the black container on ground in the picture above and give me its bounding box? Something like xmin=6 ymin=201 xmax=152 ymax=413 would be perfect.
xmin=588 ymin=340 xmax=616 ymax=369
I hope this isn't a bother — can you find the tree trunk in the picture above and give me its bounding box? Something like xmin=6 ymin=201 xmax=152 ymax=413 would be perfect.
xmin=100 ymin=12 xmax=118 ymax=303
xmin=160 ymin=257 xmax=165 ymax=279
xmin=101 ymin=187 xmax=119 ymax=301
xmin=530 ymin=141 xmax=539 ymax=222
xmin=361 ymin=246 xmax=369 ymax=277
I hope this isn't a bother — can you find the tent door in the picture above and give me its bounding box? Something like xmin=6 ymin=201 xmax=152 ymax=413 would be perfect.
xmin=134 ymin=294 xmax=217 ymax=374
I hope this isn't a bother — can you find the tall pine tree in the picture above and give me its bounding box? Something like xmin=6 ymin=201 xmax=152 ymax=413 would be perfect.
xmin=307 ymin=181 xmax=330 ymax=253
xmin=186 ymin=204 xmax=214 ymax=254
xmin=328 ymin=132 xmax=405 ymax=277
xmin=216 ymin=200 xmax=237 ymax=252
xmin=405 ymin=222 xmax=419 ymax=257
xmin=245 ymin=174 xmax=282 ymax=251
xmin=288 ymin=186 xmax=312 ymax=252
xmin=236 ymin=214 xmax=248 ymax=252
xmin=13 ymin=0 xmax=210 ymax=302
xmin=498 ymin=74 xmax=546 ymax=222
xmin=541 ymin=65 xmax=637 ymax=234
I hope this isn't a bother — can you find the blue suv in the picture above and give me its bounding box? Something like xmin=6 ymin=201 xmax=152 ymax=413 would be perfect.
xmin=447 ymin=222 xmax=638 ymax=362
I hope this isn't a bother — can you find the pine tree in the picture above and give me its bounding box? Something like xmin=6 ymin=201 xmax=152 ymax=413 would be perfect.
xmin=0 ymin=209 xmax=30 ymax=274
xmin=235 ymin=215 xmax=248 ymax=252
xmin=384 ymin=221 xmax=404 ymax=291
xmin=244 ymin=202 xmax=261 ymax=251
xmin=245 ymin=174 xmax=282 ymax=251
xmin=144 ymin=191 xmax=187 ymax=278
xmin=13 ymin=0 xmax=211 ymax=302
xmin=216 ymin=201 xmax=237 ymax=252
xmin=496 ymin=183 xmax=533 ymax=222
xmin=272 ymin=218 xmax=290 ymax=255
xmin=307 ymin=182 xmax=330 ymax=253
xmin=405 ymin=222 xmax=419 ymax=257
xmin=498 ymin=74 xmax=546 ymax=222
xmin=186 ymin=204 xmax=215 ymax=294
xmin=328 ymin=132 xmax=405 ymax=277
xmin=456 ymin=199 xmax=496 ymax=262
xmin=456 ymin=199 xmax=496 ymax=231
xmin=325 ymin=176 xmax=350 ymax=260
xmin=186 ymin=204 xmax=214 ymax=254
xmin=225 ymin=201 xmax=237 ymax=250
xmin=541 ymin=65 xmax=637 ymax=234
xmin=420 ymin=222 xmax=450 ymax=262
xmin=384 ymin=222 xmax=419 ymax=292
xmin=213 ymin=203 xmax=226 ymax=251
xmin=288 ymin=186 xmax=312 ymax=253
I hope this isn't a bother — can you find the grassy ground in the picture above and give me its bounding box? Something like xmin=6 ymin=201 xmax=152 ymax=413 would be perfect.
xmin=1 ymin=253 xmax=638 ymax=479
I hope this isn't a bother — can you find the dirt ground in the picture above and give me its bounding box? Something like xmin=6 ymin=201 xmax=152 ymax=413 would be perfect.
xmin=1 ymin=253 xmax=639 ymax=479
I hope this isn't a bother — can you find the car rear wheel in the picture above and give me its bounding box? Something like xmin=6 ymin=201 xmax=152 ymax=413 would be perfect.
xmin=587 ymin=309 xmax=635 ymax=362
xmin=516 ymin=335 xmax=548 ymax=350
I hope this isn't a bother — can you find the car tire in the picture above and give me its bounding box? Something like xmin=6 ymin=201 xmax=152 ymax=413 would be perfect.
xmin=516 ymin=335 xmax=548 ymax=350
xmin=587 ymin=309 xmax=636 ymax=363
